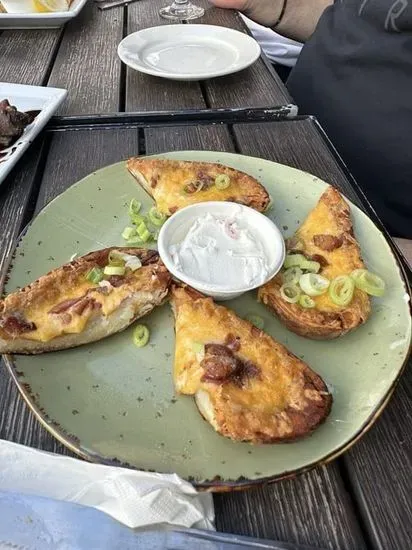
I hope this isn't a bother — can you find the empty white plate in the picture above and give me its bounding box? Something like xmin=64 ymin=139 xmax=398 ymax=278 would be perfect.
xmin=118 ymin=24 xmax=261 ymax=81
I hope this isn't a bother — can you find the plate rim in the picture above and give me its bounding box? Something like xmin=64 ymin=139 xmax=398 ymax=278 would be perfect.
xmin=2 ymin=152 xmax=411 ymax=492
xmin=117 ymin=24 xmax=261 ymax=81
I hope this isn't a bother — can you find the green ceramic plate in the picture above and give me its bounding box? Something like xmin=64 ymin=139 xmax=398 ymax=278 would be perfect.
xmin=3 ymin=151 xmax=411 ymax=491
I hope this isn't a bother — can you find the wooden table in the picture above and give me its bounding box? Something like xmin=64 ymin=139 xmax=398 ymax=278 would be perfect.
xmin=0 ymin=0 xmax=289 ymax=115
xmin=1 ymin=3 xmax=411 ymax=549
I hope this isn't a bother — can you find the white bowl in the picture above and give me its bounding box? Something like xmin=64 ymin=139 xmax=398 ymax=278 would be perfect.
xmin=158 ymin=202 xmax=285 ymax=301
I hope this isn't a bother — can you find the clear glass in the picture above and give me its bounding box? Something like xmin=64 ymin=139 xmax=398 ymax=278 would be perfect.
xmin=159 ymin=0 xmax=205 ymax=21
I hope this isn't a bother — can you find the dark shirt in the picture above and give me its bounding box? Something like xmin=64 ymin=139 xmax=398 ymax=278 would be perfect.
xmin=287 ymin=0 xmax=412 ymax=237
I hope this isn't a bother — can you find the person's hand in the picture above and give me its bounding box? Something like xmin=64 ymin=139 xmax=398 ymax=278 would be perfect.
xmin=209 ymin=0 xmax=282 ymax=27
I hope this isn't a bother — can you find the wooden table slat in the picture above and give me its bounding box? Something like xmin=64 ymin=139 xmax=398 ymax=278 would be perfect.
xmin=344 ymin=366 xmax=412 ymax=550
xmin=0 ymin=29 xmax=61 ymax=86
xmin=47 ymin=2 xmax=124 ymax=115
xmin=191 ymin=2 xmax=291 ymax=108
xmin=144 ymin=124 xmax=234 ymax=154
xmin=34 ymin=127 xmax=140 ymax=213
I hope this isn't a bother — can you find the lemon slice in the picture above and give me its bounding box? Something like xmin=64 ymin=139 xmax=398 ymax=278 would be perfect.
xmin=32 ymin=0 xmax=70 ymax=12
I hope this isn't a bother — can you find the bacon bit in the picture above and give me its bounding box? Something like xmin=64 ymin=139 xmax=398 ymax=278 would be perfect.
xmin=49 ymin=298 xmax=82 ymax=314
xmin=313 ymin=234 xmax=343 ymax=252
xmin=309 ymin=253 xmax=329 ymax=268
xmin=1 ymin=315 xmax=36 ymax=336
xmin=224 ymin=333 xmax=241 ymax=352
xmin=169 ymin=206 xmax=178 ymax=215
xmin=106 ymin=275 xmax=125 ymax=288
xmin=196 ymin=171 xmax=214 ymax=188
xmin=201 ymin=342 xmax=259 ymax=386
xmin=49 ymin=296 xmax=100 ymax=315
xmin=151 ymin=172 xmax=159 ymax=188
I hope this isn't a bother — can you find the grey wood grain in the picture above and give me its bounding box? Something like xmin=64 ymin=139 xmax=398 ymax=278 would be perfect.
xmin=144 ymin=124 xmax=234 ymax=154
xmin=233 ymin=120 xmax=362 ymax=204
xmin=125 ymin=0 xmax=206 ymax=112
xmin=214 ymin=464 xmax=365 ymax=549
xmin=234 ymin=118 xmax=412 ymax=550
xmin=0 ymin=128 xmax=140 ymax=456
xmin=35 ymin=127 xmax=140 ymax=213
xmin=144 ymin=122 xmax=366 ymax=550
xmin=0 ymin=29 xmax=61 ymax=85
xmin=0 ymin=136 xmax=71 ymax=456
xmin=190 ymin=2 xmax=291 ymax=108
xmin=47 ymin=1 xmax=124 ymax=115
xmin=344 ymin=367 xmax=412 ymax=550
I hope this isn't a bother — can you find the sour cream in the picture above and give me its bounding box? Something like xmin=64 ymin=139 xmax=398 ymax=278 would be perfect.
xmin=169 ymin=212 xmax=271 ymax=290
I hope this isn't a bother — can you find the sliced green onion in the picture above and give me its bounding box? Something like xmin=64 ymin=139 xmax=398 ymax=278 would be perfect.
xmin=122 ymin=227 xmax=136 ymax=241
xmin=135 ymin=221 xmax=151 ymax=243
xmin=148 ymin=207 xmax=167 ymax=227
xmin=283 ymin=267 xmax=303 ymax=285
xmin=280 ymin=283 xmax=301 ymax=304
xmin=350 ymin=269 xmax=385 ymax=297
xmin=128 ymin=198 xmax=142 ymax=217
xmin=103 ymin=265 xmax=125 ymax=276
xmin=133 ymin=324 xmax=150 ymax=348
xmin=215 ymin=174 xmax=231 ymax=190
xmin=300 ymin=259 xmax=321 ymax=273
xmin=245 ymin=314 xmax=265 ymax=330
xmin=283 ymin=254 xmax=307 ymax=269
xmin=329 ymin=275 xmax=355 ymax=306
xmin=299 ymin=273 xmax=330 ymax=296
xmin=108 ymin=250 xmax=126 ymax=266
xmin=130 ymin=214 xmax=146 ymax=226
xmin=86 ymin=267 xmax=104 ymax=284
xmin=299 ymin=294 xmax=316 ymax=309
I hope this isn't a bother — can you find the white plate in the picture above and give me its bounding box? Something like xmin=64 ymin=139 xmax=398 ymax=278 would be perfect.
xmin=0 ymin=83 xmax=67 ymax=187
xmin=118 ymin=24 xmax=261 ymax=81
xmin=0 ymin=0 xmax=87 ymax=29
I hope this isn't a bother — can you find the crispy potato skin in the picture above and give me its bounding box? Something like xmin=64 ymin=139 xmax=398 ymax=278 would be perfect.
xmin=0 ymin=248 xmax=171 ymax=354
xmin=127 ymin=157 xmax=270 ymax=215
xmin=259 ymin=186 xmax=371 ymax=340
xmin=171 ymin=285 xmax=332 ymax=444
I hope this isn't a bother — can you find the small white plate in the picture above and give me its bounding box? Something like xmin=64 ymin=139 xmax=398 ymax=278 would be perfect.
xmin=0 ymin=83 xmax=67 ymax=187
xmin=0 ymin=0 xmax=87 ymax=29
xmin=118 ymin=24 xmax=261 ymax=81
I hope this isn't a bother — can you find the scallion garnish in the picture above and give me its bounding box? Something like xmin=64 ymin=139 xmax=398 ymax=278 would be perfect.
xmin=104 ymin=265 xmax=126 ymax=276
xmin=280 ymin=283 xmax=301 ymax=303
xmin=86 ymin=267 xmax=104 ymax=284
xmin=282 ymin=267 xmax=303 ymax=285
xmin=350 ymin=269 xmax=385 ymax=297
xmin=299 ymin=295 xmax=316 ymax=309
xmin=215 ymin=174 xmax=231 ymax=190
xmin=283 ymin=254 xmax=307 ymax=269
xmin=128 ymin=198 xmax=142 ymax=218
xmin=329 ymin=275 xmax=355 ymax=306
xmin=133 ymin=324 xmax=150 ymax=348
xmin=148 ymin=207 xmax=167 ymax=227
xmin=299 ymin=273 xmax=329 ymax=296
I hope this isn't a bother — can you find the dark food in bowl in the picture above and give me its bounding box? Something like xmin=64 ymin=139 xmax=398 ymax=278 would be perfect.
xmin=0 ymin=99 xmax=38 ymax=150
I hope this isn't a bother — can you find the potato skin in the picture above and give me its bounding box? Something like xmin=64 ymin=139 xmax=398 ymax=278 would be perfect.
xmin=259 ymin=186 xmax=371 ymax=340
xmin=259 ymin=275 xmax=370 ymax=340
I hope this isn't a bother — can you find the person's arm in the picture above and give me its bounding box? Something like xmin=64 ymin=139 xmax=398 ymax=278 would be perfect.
xmin=210 ymin=0 xmax=332 ymax=42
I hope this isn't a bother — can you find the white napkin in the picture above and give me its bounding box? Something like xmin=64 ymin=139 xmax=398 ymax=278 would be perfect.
xmin=0 ymin=439 xmax=214 ymax=531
